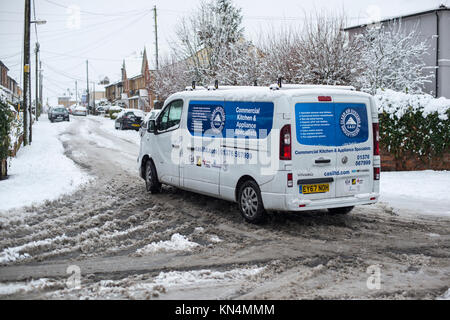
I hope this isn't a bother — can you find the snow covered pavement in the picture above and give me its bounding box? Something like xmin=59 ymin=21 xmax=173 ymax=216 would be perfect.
xmin=0 ymin=117 xmax=91 ymax=212
xmin=380 ymin=171 xmax=450 ymax=217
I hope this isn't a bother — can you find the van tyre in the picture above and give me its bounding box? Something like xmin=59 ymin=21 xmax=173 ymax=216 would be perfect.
xmin=328 ymin=206 xmax=354 ymax=215
xmin=145 ymin=161 xmax=161 ymax=194
xmin=238 ymin=180 xmax=266 ymax=224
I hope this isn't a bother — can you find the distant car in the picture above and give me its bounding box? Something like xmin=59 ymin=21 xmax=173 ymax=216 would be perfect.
xmin=115 ymin=109 xmax=145 ymax=131
xmin=73 ymin=106 xmax=87 ymax=116
xmin=49 ymin=107 xmax=69 ymax=122
xmin=95 ymin=106 xmax=106 ymax=115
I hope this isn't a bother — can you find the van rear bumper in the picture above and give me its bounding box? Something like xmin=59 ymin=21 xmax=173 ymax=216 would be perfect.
xmin=261 ymin=192 xmax=379 ymax=211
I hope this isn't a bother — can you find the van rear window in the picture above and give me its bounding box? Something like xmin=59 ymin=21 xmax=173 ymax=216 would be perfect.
xmin=295 ymin=103 xmax=368 ymax=146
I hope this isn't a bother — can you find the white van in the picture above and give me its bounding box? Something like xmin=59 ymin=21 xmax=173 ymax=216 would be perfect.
xmin=138 ymin=84 xmax=380 ymax=223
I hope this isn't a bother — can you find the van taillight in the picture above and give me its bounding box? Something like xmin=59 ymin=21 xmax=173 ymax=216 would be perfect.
xmin=287 ymin=173 xmax=293 ymax=187
xmin=373 ymin=123 xmax=380 ymax=156
xmin=318 ymin=96 xmax=332 ymax=102
xmin=374 ymin=167 xmax=380 ymax=181
xmin=280 ymin=125 xmax=291 ymax=160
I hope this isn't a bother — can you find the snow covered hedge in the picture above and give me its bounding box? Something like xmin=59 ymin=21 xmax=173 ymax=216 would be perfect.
xmin=0 ymin=97 xmax=13 ymax=177
xmin=375 ymin=89 xmax=450 ymax=160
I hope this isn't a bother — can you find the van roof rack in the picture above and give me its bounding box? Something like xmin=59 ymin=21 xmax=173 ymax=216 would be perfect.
xmin=185 ymin=86 xmax=207 ymax=91
xmin=206 ymin=85 xmax=261 ymax=91
xmin=269 ymin=83 xmax=356 ymax=91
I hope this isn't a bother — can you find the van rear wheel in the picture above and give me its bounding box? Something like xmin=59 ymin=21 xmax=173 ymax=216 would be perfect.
xmin=145 ymin=161 xmax=161 ymax=194
xmin=238 ymin=180 xmax=266 ymax=224
xmin=328 ymin=206 xmax=354 ymax=215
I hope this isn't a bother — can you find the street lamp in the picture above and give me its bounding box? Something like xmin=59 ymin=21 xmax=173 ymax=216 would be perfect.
xmin=31 ymin=19 xmax=47 ymax=25
xmin=31 ymin=20 xmax=46 ymax=122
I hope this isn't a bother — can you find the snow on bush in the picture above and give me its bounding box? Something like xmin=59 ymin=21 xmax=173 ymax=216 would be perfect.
xmin=375 ymin=89 xmax=450 ymax=158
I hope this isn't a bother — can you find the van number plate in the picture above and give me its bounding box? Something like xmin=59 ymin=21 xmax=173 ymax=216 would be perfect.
xmin=300 ymin=183 xmax=330 ymax=194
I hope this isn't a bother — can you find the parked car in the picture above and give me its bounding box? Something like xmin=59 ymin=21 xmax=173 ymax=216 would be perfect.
xmin=47 ymin=107 xmax=53 ymax=120
xmin=95 ymin=106 xmax=106 ymax=115
xmin=49 ymin=107 xmax=69 ymax=122
xmin=138 ymin=84 xmax=380 ymax=224
xmin=73 ymin=106 xmax=87 ymax=116
xmin=115 ymin=109 xmax=145 ymax=131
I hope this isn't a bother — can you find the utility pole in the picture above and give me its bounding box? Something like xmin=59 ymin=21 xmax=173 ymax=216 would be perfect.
xmin=75 ymin=81 xmax=78 ymax=106
xmin=86 ymin=60 xmax=89 ymax=115
xmin=35 ymin=42 xmax=39 ymax=121
xmin=92 ymin=81 xmax=96 ymax=115
xmin=39 ymin=61 xmax=42 ymax=115
xmin=153 ymin=6 xmax=159 ymax=71
xmin=23 ymin=0 xmax=30 ymax=146
xmin=29 ymin=64 xmax=32 ymax=143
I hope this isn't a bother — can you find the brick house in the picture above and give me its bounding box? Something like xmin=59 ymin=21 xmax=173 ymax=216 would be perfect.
xmin=105 ymin=48 xmax=156 ymax=112
xmin=0 ymin=60 xmax=22 ymax=105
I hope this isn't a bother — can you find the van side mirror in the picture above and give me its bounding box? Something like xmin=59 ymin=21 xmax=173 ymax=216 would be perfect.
xmin=148 ymin=119 xmax=156 ymax=133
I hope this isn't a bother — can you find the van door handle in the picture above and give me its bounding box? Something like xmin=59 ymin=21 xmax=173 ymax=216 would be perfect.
xmin=172 ymin=144 xmax=180 ymax=149
xmin=315 ymin=158 xmax=331 ymax=164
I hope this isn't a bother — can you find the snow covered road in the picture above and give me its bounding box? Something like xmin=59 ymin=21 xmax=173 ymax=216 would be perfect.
xmin=0 ymin=115 xmax=449 ymax=300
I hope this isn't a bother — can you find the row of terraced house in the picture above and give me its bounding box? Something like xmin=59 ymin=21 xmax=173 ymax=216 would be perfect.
xmin=0 ymin=60 xmax=23 ymax=105
xmin=104 ymin=48 xmax=158 ymax=112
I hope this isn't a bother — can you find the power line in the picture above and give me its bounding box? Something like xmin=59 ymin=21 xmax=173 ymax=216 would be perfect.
xmin=43 ymin=0 xmax=151 ymax=17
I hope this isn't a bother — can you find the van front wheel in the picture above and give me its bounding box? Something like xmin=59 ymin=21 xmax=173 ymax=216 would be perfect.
xmin=238 ymin=180 xmax=266 ymax=224
xmin=145 ymin=161 xmax=161 ymax=194
xmin=328 ymin=206 xmax=354 ymax=215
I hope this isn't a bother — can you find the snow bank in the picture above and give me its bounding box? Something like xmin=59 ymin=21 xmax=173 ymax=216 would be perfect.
xmin=375 ymin=89 xmax=450 ymax=120
xmin=0 ymin=118 xmax=92 ymax=212
xmin=136 ymin=233 xmax=199 ymax=255
xmin=0 ymin=235 xmax=68 ymax=264
xmin=151 ymin=267 xmax=265 ymax=288
xmin=437 ymin=288 xmax=450 ymax=300
xmin=0 ymin=278 xmax=59 ymax=296
xmin=380 ymin=171 xmax=450 ymax=217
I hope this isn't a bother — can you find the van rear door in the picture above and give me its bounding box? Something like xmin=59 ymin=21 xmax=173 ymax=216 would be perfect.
xmin=292 ymin=95 xmax=373 ymax=200
xmin=333 ymin=96 xmax=373 ymax=198
xmin=292 ymin=98 xmax=338 ymax=200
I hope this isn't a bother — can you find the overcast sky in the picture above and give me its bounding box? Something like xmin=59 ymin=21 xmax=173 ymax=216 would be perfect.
xmin=0 ymin=0 xmax=447 ymax=105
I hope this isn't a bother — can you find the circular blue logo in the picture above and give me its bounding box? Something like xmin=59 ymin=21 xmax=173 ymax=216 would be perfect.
xmin=340 ymin=108 xmax=361 ymax=137
xmin=211 ymin=106 xmax=225 ymax=134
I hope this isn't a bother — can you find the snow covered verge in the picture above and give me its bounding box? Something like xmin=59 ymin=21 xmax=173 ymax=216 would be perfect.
xmin=380 ymin=171 xmax=450 ymax=217
xmin=0 ymin=117 xmax=92 ymax=212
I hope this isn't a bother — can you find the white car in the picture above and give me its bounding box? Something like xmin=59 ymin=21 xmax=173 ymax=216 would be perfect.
xmin=138 ymin=84 xmax=380 ymax=223
xmin=73 ymin=106 xmax=87 ymax=116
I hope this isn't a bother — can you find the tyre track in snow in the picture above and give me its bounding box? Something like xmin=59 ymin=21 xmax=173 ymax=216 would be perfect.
xmin=1 ymin=116 xmax=449 ymax=299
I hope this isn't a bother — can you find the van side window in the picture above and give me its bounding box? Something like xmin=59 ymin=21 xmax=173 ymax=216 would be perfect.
xmin=167 ymin=100 xmax=183 ymax=129
xmin=158 ymin=100 xmax=183 ymax=132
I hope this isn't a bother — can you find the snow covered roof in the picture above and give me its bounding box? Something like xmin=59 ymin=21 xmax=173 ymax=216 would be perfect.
xmin=345 ymin=5 xmax=449 ymax=31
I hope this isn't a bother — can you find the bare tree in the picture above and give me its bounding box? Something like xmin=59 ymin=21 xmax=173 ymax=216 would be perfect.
xmin=257 ymin=13 xmax=363 ymax=86
xmin=355 ymin=22 xmax=433 ymax=94
xmin=153 ymin=55 xmax=190 ymax=102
